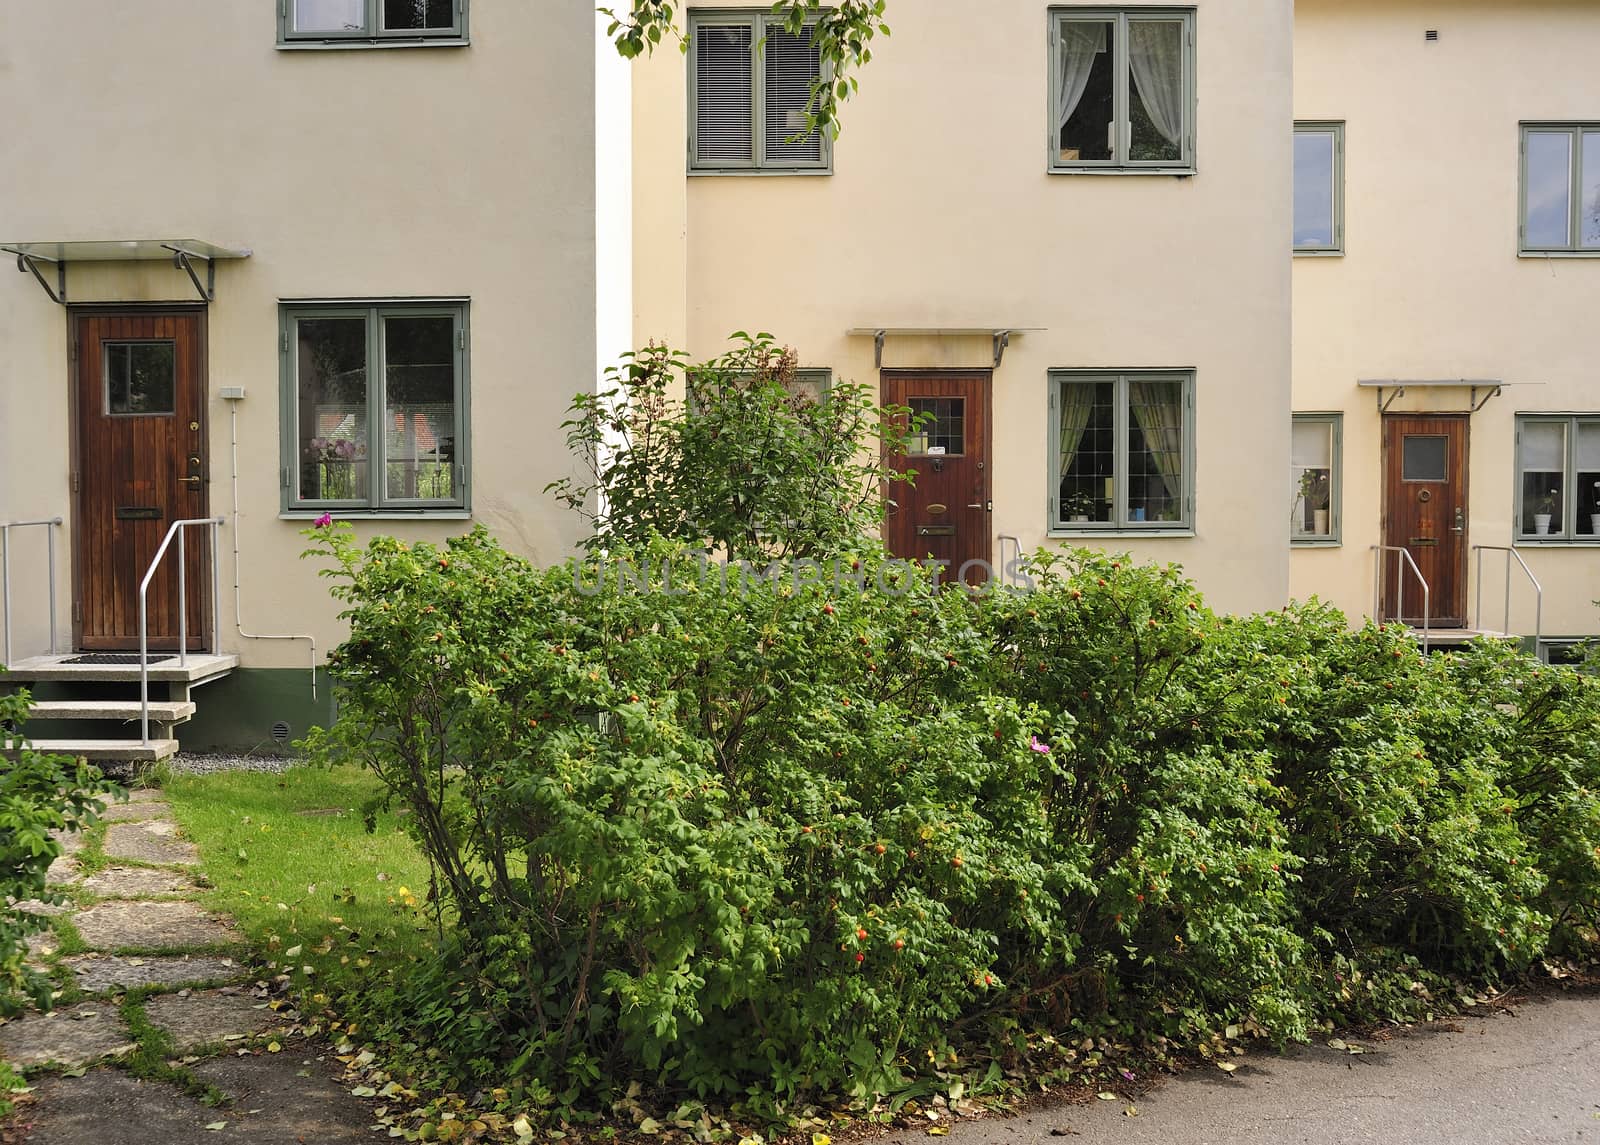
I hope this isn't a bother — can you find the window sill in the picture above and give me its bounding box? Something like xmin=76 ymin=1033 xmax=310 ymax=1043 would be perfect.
xmin=281 ymin=511 xmax=472 ymax=521
xmin=1291 ymin=538 xmax=1342 ymax=548
xmin=1294 ymin=249 xmax=1344 ymax=258
xmin=687 ymin=167 xmax=832 ymax=178
xmin=1047 ymin=166 xmax=1196 ymax=178
xmin=1512 ymin=537 xmax=1600 ymax=547
xmin=277 ymin=38 xmax=469 ymax=51
xmin=1047 ymin=529 xmax=1194 ymax=540
xmin=1517 ymin=250 xmax=1600 ymax=259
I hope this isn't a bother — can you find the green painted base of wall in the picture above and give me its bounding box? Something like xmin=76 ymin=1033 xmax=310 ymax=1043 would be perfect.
xmin=177 ymin=667 xmax=336 ymax=755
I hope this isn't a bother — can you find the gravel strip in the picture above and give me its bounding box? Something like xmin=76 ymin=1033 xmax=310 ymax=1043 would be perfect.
xmin=165 ymin=752 xmax=300 ymax=775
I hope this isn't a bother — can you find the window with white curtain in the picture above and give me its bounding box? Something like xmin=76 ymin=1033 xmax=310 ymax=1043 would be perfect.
xmin=1050 ymin=370 xmax=1193 ymax=531
xmin=1291 ymin=414 xmax=1341 ymax=543
xmin=1049 ymin=8 xmax=1195 ymax=172
xmin=1521 ymin=124 xmax=1600 ymax=254
xmin=689 ymin=10 xmax=829 ymax=173
xmin=1516 ymin=416 xmax=1600 ymax=541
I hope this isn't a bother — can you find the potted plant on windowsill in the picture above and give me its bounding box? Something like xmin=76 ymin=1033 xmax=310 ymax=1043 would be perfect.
xmin=1297 ymin=470 xmax=1331 ymax=535
xmin=1591 ymin=481 xmax=1600 ymax=537
xmin=1532 ymin=489 xmax=1559 ymax=535
xmin=1062 ymin=490 xmax=1096 ymax=523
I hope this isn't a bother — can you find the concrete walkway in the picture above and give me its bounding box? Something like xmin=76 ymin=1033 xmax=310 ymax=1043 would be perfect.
xmin=909 ymin=991 xmax=1600 ymax=1145
xmin=2 ymin=788 xmax=373 ymax=1144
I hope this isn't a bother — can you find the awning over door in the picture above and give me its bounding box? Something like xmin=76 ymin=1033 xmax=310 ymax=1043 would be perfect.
xmin=1 ymin=239 xmax=252 ymax=305
xmin=1356 ymin=378 xmax=1537 ymax=414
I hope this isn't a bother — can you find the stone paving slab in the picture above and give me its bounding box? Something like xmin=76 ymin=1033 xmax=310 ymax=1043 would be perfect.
xmin=0 ymin=1006 xmax=136 ymax=1068
xmin=46 ymin=830 xmax=84 ymax=856
xmin=144 ymin=990 xmax=292 ymax=1054
xmin=80 ymin=865 xmax=201 ymax=898
xmin=14 ymin=1050 xmax=373 ymax=1144
xmin=61 ymin=955 xmax=247 ymax=995
xmin=71 ymin=900 xmax=240 ymax=951
xmin=44 ymin=855 xmax=79 ymax=886
xmin=124 ymin=788 xmax=166 ymax=804
xmin=8 ymin=897 xmax=70 ymax=918
xmin=99 ymin=800 xmax=171 ymax=822
xmin=102 ymin=822 xmax=199 ymax=866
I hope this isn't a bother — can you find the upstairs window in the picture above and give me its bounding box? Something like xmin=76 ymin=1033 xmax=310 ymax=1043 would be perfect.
xmin=1049 ymin=8 xmax=1195 ymax=173
xmin=1521 ymin=123 xmax=1600 ymax=254
xmin=1294 ymin=122 xmax=1344 ymax=254
xmin=280 ymin=0 xmax=467 ymax=46
xmin=689 ymin=10 xmax=830 ymax=173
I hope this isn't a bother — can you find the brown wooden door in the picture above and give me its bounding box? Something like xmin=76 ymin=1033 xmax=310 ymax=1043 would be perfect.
xmin=1382 ymin=414 xmax=1467 ymax=627
xmin=73 ymin=310 xmax=210 ymax=651
xmin=881 ymin=371 xmax=992 ymax=586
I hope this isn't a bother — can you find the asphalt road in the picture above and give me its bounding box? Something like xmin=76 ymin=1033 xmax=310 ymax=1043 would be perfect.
xmin=901 ymin=990 xmax=1600 ymax=1145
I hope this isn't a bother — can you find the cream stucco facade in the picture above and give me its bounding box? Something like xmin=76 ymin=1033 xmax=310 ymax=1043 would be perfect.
xmin=1 ymin=3 xmax=609 ymax=710
xmin=632 ymin=0 xmax=1296 ymax=617
xmin=1293 ymin=0 xmax=1600 ymax=642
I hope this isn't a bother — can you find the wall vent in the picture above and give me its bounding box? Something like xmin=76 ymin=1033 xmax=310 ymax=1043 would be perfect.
xmin=271 ymin=721 xmax=291 ymax=744
xmin=1425 ymin=29 xmax=1439 ymax=41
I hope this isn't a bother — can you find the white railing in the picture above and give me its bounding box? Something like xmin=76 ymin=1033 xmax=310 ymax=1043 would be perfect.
xmin=1 ymin=517 xmax=63 ymax=666
xmin=1371 ymin=544 xmax=1431 ymax=654
xmin=1472 ymin=545 xmax=1544 ymax=653
xmin=139 ymin=517 xmax=224 ymax=744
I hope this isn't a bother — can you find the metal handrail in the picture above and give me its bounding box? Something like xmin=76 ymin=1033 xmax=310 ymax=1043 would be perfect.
xmin=1472 ymin=545 xmax=1543 ymax=652
xmin=139 ymin=517 xmax=224 ymax=744
xmin=996 ymin=534 xmax=1024 ymax=589
xmin=1 ymin=517 xmax=63 ymax=666
xmin=1371 ymin=545 xmax=1431 ymax=653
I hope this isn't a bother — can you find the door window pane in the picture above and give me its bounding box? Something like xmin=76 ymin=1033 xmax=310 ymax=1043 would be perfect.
xmin=1294 ymin=130 xmax=1337 ymax=248
xmin=1520 ymin=421 xmax=1565 ymax=536
xmin=293 ymin=0 xmax=366 ymax=33
xmin=908 ymin=398 xmax=965 ymax=456
xmin=1401 ymin=435 xmax=1447 ymax=481
xmin=1526 ymin=132 xmax=1573 ymax=248
xmin=105 ymin=342 xmax=176 ymax=416
xmin=296 ymin=318 xmax=369 ymax=503
xmin=1583 ymin=132 xmax=1600 ymax=248
xmin=384 ymin=316 xmax=456 ymax=501
xmin=1057 ymin=20 xmax=1113 ymax=162
xmin=382 ymin=0 xmax=453 ymax=30
xmin=1127 ymin=20 xmax=1184 ymax=164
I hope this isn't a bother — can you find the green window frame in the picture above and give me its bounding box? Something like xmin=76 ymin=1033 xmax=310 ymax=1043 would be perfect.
xmin=1519 ymin=123 xmax=1600 ymax=254
xmin=1291 ymin=413 xmax=1342 ymax=545
xmin=1049 ymin=369 xmax=1194 ymax=533
xmin=1514 ymin=414 xmax=1600 ymax=543
xmin=277 ymin=0 xmax=468 ymax=48
xmin=1294 ymin=122 xmax=1344 ymax=255
xmin=279 ymin=300 xmax=470 ymax=516
xmin=687 ymin=9 xmax=832 ymax=175
xmin=1047 ymin=7 xmax=1196 ymax=174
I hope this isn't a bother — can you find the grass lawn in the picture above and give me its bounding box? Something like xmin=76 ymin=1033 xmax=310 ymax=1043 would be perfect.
xmin=162 ymin=765 xmax=440 ymax=1012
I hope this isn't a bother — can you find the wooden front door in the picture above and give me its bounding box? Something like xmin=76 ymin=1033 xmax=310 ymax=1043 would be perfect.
xmin=72 ymin=310 xmax=210 ymax=651
xmin=1382 ymin=414 xmax=1467 ymax=628
xmin=881 ymin=371 xmax=992 ymax=586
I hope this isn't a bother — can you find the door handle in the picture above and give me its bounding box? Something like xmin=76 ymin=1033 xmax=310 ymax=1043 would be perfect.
xmin=178 ymin=475 xmax=203 ymax=485
xmin=1451 ymin=507 xmax=1464 ymax=534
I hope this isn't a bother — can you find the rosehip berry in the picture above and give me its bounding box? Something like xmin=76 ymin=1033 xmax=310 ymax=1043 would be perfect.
xmin=951 ymin=855 xmax=964 ymax=868
xmin=874 ymin=843 xmax=887 ymax=855
xmin=823 ymin=604 xmax=835 ymax=615
xmin=855 ymin=952 xmax=865 ymax=963
xmin=893 ymin=938 xmax=905 ymax=950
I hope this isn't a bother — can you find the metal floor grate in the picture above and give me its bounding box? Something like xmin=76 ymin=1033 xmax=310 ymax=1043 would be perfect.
xmin=61 ymin=653 xmax=177 ymax=665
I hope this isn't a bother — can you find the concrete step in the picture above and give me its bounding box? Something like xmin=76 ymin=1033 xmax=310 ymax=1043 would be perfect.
xmin=19 ymin=738 xmax=180 ymax=762
xmin=1 ymin=653 xmax=237 ymax=685
xmin=27 ymin=700 xmax=196 ymax=723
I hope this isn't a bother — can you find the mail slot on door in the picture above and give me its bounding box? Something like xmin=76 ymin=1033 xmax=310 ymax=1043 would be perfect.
xmin=115 ymin=507 xmax=164 ymax=521
xmin=917 ymin=525 xmax=956 ymax=537
xmin=1410 ymin=537 xmax=1438 ymax=547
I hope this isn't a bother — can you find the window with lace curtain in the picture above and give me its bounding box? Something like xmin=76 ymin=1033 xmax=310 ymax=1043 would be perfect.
xmin=688 ymin=10 xmax=830 ymax=173
xmin=1049 ymin=8 xmax=1195 ymax=173
xmin=1050 ymin=370 xmax=1193 ymax=532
